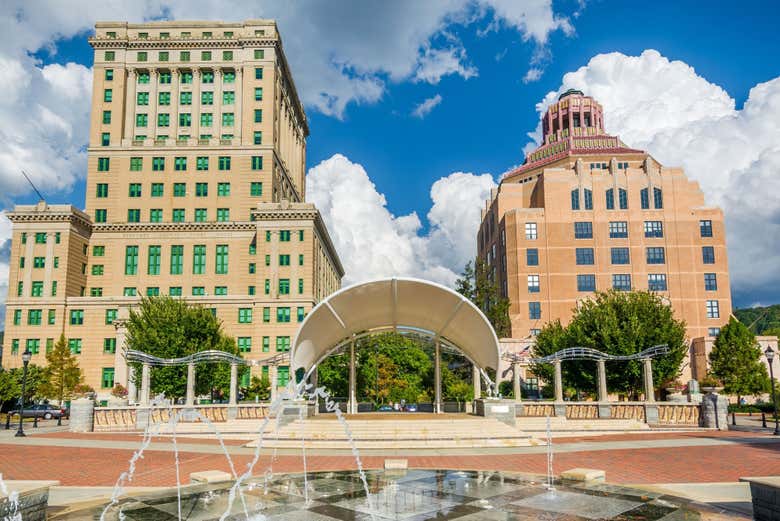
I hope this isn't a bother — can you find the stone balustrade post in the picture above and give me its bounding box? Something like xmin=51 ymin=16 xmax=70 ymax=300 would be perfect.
xmin=553 ymin=359 xmax=563 ymax=402
xmin=434 ymin=338 xmax=442 ymax=413
xmin=597 ymin=359 xmax=608 ymax=402
xmin=472 ymin=364 xmax=481 ymax=400
xmin=229 ymin=363 xmax=238 ymax=405
xmin=140 ymin=363 xmax=151 ymax=405
xmin=185 ymin=362 xmax=196 ymax=406
xmin=513 ymin=362 xmax=522 ymax=403
xmin=643 ymin=358 xmax=655 ymax=402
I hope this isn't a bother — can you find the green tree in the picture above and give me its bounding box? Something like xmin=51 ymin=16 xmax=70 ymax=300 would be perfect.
xmin=357 ymin=333 xmax=433 ymax=405
xmin=8 ymin=364 xmax=46 ymax=404
xmin=532 ymin=290 xmax=687 ymax=398
xmin=39 ymin=334 xmax=82 ymax=405
xmin=0 ymin=369 xmax=20 ymax=405
xmin=126 ymin=296 xmax=242 ymax=400
xmin=734 ymin=304 xmax=780 ymax=334
xmin=244 ymin=375 xmax=271 ymax=401
xmin=709 ymin=317 xmax=771 ymax=402
xmin=456 ymin=260 xmax=511 ymax=337
xmin=317 ymin=352 xmax=349 ymax=398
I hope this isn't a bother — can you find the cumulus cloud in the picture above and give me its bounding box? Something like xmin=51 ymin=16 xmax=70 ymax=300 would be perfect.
xmin=307 ymin=154 xmax=496 ymax=287
xmin=522 ymin=67 xmax=543 ymax=83
xmin=414 ymin=47 xmax=477 ymax=84
xmin=526 ymin=49 xmax=780 ymax=304
xmin=412 ymin=94 xmax=444 ymax=118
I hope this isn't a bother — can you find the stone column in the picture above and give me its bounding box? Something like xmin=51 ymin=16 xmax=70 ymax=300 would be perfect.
xmin=124 ymin=68 xmax=136 ymax=141
xmin=512 ymin=362 xmax=522 ymax=402
xmin=192 ymin=69 xmax=201 ymax=138
xmin=140 ymin=363 xmax=151 ymax=405
xmin=213 ymin=69 xmax=223 ymax=138
xmin=185 ymin=362 xmax=196 ymax=406
xmin=553 ymin=359 xmax=563 ymax=402
xmin=113 ymin=320 xmax=128 ymax=389
xmin=229 ymin=363 xmax=238 ymax=405
xmin=126 ymin=368 xmax=137 ymax=404
xmin=597 ymin=359 xmax=608 ymax=402
xmin=269 ymin=365 xmax=278 ymax=403
xmin=348 ymin=338 xmax=357 ymax=414
xmin=643 ymin=358 xmax=655 ymax=402
xmin=170 ymin=67 xmax=179 ymax=137
xmin=434 ymin=338 xmax=442 ymax=413
xmin=234 ymin=67 xmax=243 ymax=142
xmin=472 ymin=364 xmax=481 ymax=399
xmin=147 ymin=69 xmax=158 ymax=138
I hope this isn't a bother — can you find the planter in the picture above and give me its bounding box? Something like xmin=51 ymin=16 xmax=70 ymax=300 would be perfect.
xmin=107 ymin=398 xmax=129 ymax=407
xmin=701 ymin=386 xmax=724 ymax=394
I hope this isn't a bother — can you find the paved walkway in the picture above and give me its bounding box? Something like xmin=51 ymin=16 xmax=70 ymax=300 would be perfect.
xmin=1 ymin=429 xmax=778 ymax=487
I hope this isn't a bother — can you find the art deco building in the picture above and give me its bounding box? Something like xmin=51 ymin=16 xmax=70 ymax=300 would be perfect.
xmin=2 ymin=21 xmax=343 ymax=399
xmin=480 ymin=89 xmax=731 ymax=382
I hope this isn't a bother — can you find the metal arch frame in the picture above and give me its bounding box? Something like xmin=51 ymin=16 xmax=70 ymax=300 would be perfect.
xmin=125 ymin=349 xmax=249 ymax=367
xmin=502 ymin=344 xmax=669 ymax=364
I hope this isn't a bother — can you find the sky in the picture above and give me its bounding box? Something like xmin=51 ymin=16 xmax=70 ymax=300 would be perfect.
xmin=1 ymin=0 xmax=779 ymax=319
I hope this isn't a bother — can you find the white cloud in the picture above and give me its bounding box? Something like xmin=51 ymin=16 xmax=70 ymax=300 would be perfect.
xmin=522 ymin=67 xmax=543 ymax=83
xmin=412 ymin=94 xmax=443 ymax=118
xmin=414 ymin=47 xmax=477 ymax=84
xmin=526 ymin=49 xmax=780 ymax=304
xmin=306 ymin=154 xmax=496 ymax=287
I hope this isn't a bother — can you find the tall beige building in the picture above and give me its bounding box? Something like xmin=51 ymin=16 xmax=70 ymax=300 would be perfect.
xmin=2 ymin=20 xmax=343 ymax=400
xmin=480 ymin=90 xmax=731 ymax=382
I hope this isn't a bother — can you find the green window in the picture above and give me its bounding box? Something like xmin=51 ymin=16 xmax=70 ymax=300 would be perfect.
xmin=193 ymin=245 xmax=206 ymax=274
xmin=217 ymin=182 xmax=230 ymax=196
xmin=251 ymin=156 xmax=263 ymax=170
xmin=105 ymin=309 xmax=117 ymax=324
xmin=201 ymin=91 xmax=213 ymax=105
xmin=97 ymin=157 xmax=110 ymax=171
xmin=174 ymin=156 xmax=187 ymax=171
xmin=33 ymin=256 xmax=45 ymax=268
xmin=173 ymin=183 xmax=186 ymax=196
xmin=263 ymin=307 xmax=270 ymax=323
xmin=253 ymin=131 xmax=262 ymax=145
xmin=238 ymin=337 xmax=251 ymax=353
xmin=195 ymin=208 xmax=207 ymax=222
xmin=46 ymin=338 xmax=54 ymax=353
xmin=179 ymin=113 xmax=191 ymax=127
xmin=12 ymin=310 xmax=20 ymax=325
xmin=249 ymin=244 xmax=257 ymax=255
xmin=105 ymin=69 xmax=113 ymax=80
xmin=180 ymin=92 xmax=192 ymax=105
xmin=172 ymin=209 xmax=185 ymax=222
xmin=19 ymin=257 xmax=24 ymax=268
xmin=55 ymin=233 xmax=60 ymax=244
xmin=104 ymin=51 xmax=115 ymax=61
xmin=265 ymin=255 xmax=270 ymax=266
xmin=254 ymin=87 xmax=262 ymax=101
xmin=158 ymin=92 xmax=170 ymax=105
xmin=180 ymin=51 xmax=191 ymax=62
xmin=157 ymin=113 xmax=170 ymax=127
xmin=255 ymin=67 xmax=263 ymax=79
xmin=101 ymin=133 xmax=110 ymax=148
xmin=50 ymin=281 xmax=57 ymax=296
xmin=217 ymin=208 xmax=230 ymax=221
xmin=123 ymin=287 xmax=137 ymax=296
xmin=137 ymin=51 xmax=147 ymax=61
xmin=279 ymin=254 xmax=290 ymax=266
xmin=31 ymin=281 xmax=43 ymax=297
xmin=152 ymin=157 xmax=165 ymax=171
xmin=150 ymin=209 xmax=162 ymax=222
xmin=216 ymin=245 xmax=228 ymax=274
xmin=148 ymin=245 xmax=161 ymax=275
xmin=262 ymin=337 xmax=270 ymax=352
xmin=219 ymin=156 xmax=231 ymax=170
xmin=129 ymin=183 xmax=141 ymax=197
xmin=254 ymin=49 xmax=264 ymax=59
xmin=192 ymin=286 xmax=205 ymax=296
xmin=33 ymin=233 xmax=47 ymax=244
xmin=26 ymin=339 xmax=40 ymax=355
xmin=96 ymin=183 xmax=108 ymax=198
xmin=264 ymin=279 xmax=270 ymax=294
xmin=214 ymin=286 xmax=227 ymax=296
xmin=297 ymin=307 xmax=305 ymax=322
xmin=70 ymin=309 xmax=84 ymax=325
xmin=276 ymin=337 xmax=290 ymax=353
xmin=104 ymin=338 xmax=116 ymax=353
xmin=299 ymin=254 xmax=304 ymax=266
xmin=196 ymin=156 xmax=209 ymax=170
xmin=201 ymin=52 xmax=212 ymax=63
xmin=223 ymin=50 xmax=234 ymax=61
xmin=137 ymin=92 xmax=149 ymax=105
xmin=266 ymin=230 xmax=271 ymax=242
xmin=127 ymin=209 xmax=140 ymax=222
xmin=200 ymin=113 xmax=213 ymax=127
xmin=102 ymin=110 xmax=112 ymax=124
xmin=91 ymin=265 xmax=104 ymax=275
xmin=104 ymin=89 xmax=112 ymax=102
xmin=11 ymin=340 xmax=19 ymax=355
xmin=159 ymin=72 xmax=171 ymax=84
xmin=147 ymin=287 xmax=159 ymax=296
xmin=159 ymin=51 xmax=169 ymax=62
xmin=90 ymin=288 xmax=103 ymax=297
xmin=298 ymin=278 xmax=304 ymax=294
xmin=254 ymin=109 xmax=262 ymax=123
xmin=276 ymin=307 xmax=290 ymax=323
xmin=137 ymin=72 xmax=149 ymax=84
xmin=95 ymin=209 xmax=107 ymax=222
xmin=130 ymin=157 xmax=142 ymax=171
xmin=93 ymin=245 xmax=105 ymax=257
xmin=248 ymin=263 xmax=256 ymax=274
xmin=101 ymin=368 xmax=115 ymax=389
xmin=298 ymin=230 xmax=305 ymax=241
xmin=125 ymin=245 xmax=139 ymax=275
xmin=222 ymin=113 xmax=234 ymax=126
xmin=151 ymin=183 xmax=164 ymax=197
xmin=134 ymin=113 xmax=147 ymax=127
xmin=279 ymin=278 xmax=290 ymax=295
xmin=223 ymin=91 xmax=235 ymax=104
xmin=279 ymin=230 xmax=291 ymax=242
xmin=170 ymin=245 xmax=183 ymax=274
xmin=238 ymin=308 xmax=252 ymax=323
xmin=181 ymin=70 xmax=192 ymax=82
xmin=196 ymin=182 xmax=208 ymax=196
xmin=48 ymin=309 xmax=56 ymax=325
xmin=248 ymin=286 xmax=256 ymax=295
xmin=27 ymin=309 xmax=42 ymax=325
xmin=169 ymin=287 xmax=182 ymax=296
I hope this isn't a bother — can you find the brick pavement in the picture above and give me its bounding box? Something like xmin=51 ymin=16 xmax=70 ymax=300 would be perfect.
xmin=1 ymin=431 xmax=778 ymax=487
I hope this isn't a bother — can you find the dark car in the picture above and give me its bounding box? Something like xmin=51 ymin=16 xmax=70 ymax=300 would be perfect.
xmin=404 ymin=403 xmax=418 ymax=412
xmin=376 ymin=404 xmax=394 ymax=412
xmin=9 ymin=404 xmax=68 ymax=420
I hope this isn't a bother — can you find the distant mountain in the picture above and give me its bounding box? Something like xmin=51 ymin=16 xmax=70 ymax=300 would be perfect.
xmin=734 ymin=304 xmax=780 ymax=335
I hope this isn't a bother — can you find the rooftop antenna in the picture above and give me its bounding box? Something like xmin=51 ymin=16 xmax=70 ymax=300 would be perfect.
xmin=21 ymin=170 xmax=46 ymax=202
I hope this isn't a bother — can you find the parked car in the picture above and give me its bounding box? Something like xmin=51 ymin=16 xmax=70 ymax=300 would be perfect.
xmin=376 ymin=404 xmax=394 ymax=412
xmin=9 ymin=404 xmax=68 ymax=420
xmin=404 ymin=403 xmax=418 ymax=412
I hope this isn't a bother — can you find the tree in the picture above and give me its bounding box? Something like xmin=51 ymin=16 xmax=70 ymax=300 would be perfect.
xmin=532 ymin=290 xmax=687 ymax=398
xmin=39 ymin=334 xmax=82 ymax=405
xmin=456 ymin=259 xmax=511 ymax=337
xmin=10 ymin=364 xmax=46 ymax=404
xmin=0 ymin=369 xmax=20 ymax=407
xmin=125 ymin=296 xmax=242 ymax=400
xmin=709 ymin=317 xmax=771 ymax=402
xmin=357 ymin=333 xmax=433 ymax=405
xmin=244 ymin=375 xmax=271 ymax=401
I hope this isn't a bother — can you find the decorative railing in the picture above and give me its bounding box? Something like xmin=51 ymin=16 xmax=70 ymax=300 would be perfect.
xmin=566 ymin=404 xmax=599 ymax=419
xmin=521 ymin=403 xmax=556 ymax=417
xmin=93 ymin=407 xmax=137 ymax=431
xmin=610 ymin=404 xmax=646 ymax=421
xmin=657 ymin=404 xmax=699 ymax=425
xmin=93 ymin=403 xmax=272 ymax=431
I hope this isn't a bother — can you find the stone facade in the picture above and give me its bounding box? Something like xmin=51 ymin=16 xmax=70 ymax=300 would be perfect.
xmin=2 ymin=21 xmax=343 ymax=399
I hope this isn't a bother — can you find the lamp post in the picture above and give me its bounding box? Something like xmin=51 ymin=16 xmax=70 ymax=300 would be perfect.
xmin=15 ymin=348 xmax=32 ymax=437
xmin=765 ymin=346 xmax=779 ymax=436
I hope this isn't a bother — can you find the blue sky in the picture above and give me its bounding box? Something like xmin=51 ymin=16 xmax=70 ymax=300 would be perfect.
xmin=3 ymin=0 xmax=780 ymax=310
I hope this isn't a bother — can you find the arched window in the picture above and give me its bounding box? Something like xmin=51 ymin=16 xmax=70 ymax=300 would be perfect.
xmin=605 ymin=188 xmax=615 ymax=210
xmin=619 ymin=188 xmax=628 ymax=209
xmin=653 ymin=187 xmax=663 ymax=209
xmin=571 ymin=189 xmax=580 ymax=210
xmin=584 ymin=189 xmax=593 ymax=210
xmin=640 ymin=188 xmax=649 ymax=209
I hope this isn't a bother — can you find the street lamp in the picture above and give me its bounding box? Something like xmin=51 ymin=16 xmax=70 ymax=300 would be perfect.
xmin=765 ymin=346 xmax=779 ymax=436
xmin=15 ymin=348 xmax=32 ymax=437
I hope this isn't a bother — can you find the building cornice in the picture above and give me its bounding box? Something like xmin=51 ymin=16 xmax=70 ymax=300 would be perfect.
xmin=92 ymin=222 xmax=257 ymax=233
xmin=6 ymin=204 xmax=94 ymax=235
